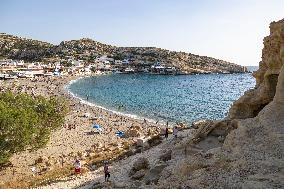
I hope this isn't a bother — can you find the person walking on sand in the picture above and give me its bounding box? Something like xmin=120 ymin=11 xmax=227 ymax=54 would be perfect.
xmin=104 ymin=161 xmax=110 ymax=182
xmin=165 ymin=127 xmax=169 ymax=139
xmin=74 ymin=159 xmax=81 ymax=175
xmin=173 ymin=126 xmax=178 ymax=139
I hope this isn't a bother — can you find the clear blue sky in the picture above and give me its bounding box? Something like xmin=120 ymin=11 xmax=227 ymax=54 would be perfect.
xmin=1 ymin=0 xmax=283 ymax=66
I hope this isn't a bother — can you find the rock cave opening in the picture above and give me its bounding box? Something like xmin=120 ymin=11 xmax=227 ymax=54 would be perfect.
xmin=252 ymin=74 xmax=279 ymax=117
xmin=266 ymin=74 xmax=279 ymax=99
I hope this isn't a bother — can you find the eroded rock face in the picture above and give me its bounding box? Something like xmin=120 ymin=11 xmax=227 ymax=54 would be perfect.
xmin=229 ymin=19 xmax=284 ymax=119
xmin=156 ymin=19 xmax=284 ymax=189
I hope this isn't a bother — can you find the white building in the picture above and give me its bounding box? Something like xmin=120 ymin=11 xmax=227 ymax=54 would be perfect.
xmin=115 ymin=60 xmax=122 ymax=65
xmin=122 ymin=59 xmax=129 ymax=65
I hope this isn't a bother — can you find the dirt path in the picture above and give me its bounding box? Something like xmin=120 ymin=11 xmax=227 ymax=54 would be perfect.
xmin=38 ymin=129 xmax=194 ymax=189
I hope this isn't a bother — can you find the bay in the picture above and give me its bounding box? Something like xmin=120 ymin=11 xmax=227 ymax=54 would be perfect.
xmin=68 ymin=73 xmax=255 ymax=124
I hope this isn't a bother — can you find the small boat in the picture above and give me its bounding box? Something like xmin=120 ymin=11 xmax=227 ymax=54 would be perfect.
xmin=44 ymin=72 xmax=53 ymax=77
xmin=124 ymin=67 xmax=135 ymax=73
xmin=4 ymin=74 xmax=18 ymax=79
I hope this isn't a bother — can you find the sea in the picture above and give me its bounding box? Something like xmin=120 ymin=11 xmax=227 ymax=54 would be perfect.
xmin=67 ymin=73 xmax=255 ymax=125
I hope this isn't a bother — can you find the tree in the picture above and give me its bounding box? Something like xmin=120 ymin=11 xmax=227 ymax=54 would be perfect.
xmin=0 ymin=91 xmax=69 ymax=165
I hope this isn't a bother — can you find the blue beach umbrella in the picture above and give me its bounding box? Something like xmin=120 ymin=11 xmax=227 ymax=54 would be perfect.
xmin=115 ymin=131 xmax=125 ymax=138
xmin=92 ymin=124 xmax=103 ymax=133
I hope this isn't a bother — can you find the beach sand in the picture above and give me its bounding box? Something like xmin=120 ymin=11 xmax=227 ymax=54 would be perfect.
xmin=0 ymin=75 xmax=162 ymax=187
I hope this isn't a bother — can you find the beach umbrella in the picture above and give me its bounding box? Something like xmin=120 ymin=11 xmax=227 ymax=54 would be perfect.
xmin=92 ymin=124 xmax=101 ymax=129
xmin=92 ymin=124 xmax=103 ymax=133
xmin=115 ymin=131 xmax=125 ymax=138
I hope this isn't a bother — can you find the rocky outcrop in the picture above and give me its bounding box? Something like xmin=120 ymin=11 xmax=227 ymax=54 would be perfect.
xmin=228 ymin=19 xmax=284 ymax=119
xmin=155 ymin=18 xmax=284 ymax=189
xmin=131 ymin=157 xmax=150 ymax=173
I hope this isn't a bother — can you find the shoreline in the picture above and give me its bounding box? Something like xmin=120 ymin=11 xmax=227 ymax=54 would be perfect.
xmin=65 ymin=76 xmax=170 ymax=126
xmin=0 ymin=75 xmax=163 ymax=187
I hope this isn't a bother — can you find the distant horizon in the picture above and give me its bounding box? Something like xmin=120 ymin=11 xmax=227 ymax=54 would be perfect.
xmin=1 ymin=0 xmax=283 ymax=66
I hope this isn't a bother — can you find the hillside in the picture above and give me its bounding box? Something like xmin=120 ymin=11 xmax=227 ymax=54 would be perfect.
xmin=0 ymin=33 xmax=246 ymax=73
xmin=0 ymin=33 xmax=53 ymax=61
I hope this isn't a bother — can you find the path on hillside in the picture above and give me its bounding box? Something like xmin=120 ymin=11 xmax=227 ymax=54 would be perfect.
xmin=38 ymin=129 xmax=193 ymax=189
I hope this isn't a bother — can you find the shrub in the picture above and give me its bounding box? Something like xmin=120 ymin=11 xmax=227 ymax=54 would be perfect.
xmin=0 ymin=91 xmax=69 ymax=165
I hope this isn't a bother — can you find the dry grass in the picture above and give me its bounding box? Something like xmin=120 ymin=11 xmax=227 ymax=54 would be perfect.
xmin=0 ymin=144 xmax=134 ymax=189
xmin=214 ymin=154 xmax=232 ymax=171
xmin=1 ymin=166 xmax=74 ymax=189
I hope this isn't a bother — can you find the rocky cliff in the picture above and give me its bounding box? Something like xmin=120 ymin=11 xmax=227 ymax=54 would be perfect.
xmin=229 ymin=20 xmax=284 ymax=119
xmin=154 ymin=18 xmax=284 ymax=189
xmin=0 ymin=33 xmax=246 ymax=73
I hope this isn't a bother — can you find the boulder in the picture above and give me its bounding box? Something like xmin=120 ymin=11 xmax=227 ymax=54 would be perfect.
xmin=191 ymin=119 xmax=214 ymax=129
xmin=144 ymin=163 xmax=167 ymax=185
xmin=132 ymin=157 xmax=150 ymax=172
xmin=131 ymin=169 xmax=146 ymax=180
xmin=136 ymin=137 xmax=150 ymax=147
xmin=159 ymin=150 xmax=172 ymax=162
xmin=192 ymin=120 xmax=216 ymax=140
xmin=147 ymin=135 xmax=162 ymax=147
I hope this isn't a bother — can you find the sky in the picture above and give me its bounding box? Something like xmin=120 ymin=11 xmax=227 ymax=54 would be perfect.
xmin=0 ymin=0 xmax=283 ymax=66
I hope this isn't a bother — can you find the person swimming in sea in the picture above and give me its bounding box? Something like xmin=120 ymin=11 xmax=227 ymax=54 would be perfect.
xmin=118 ymin=104 xmax=125 ymax=111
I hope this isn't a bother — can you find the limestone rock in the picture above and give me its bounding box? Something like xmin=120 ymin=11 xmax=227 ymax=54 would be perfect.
xmin=191 ymin=119 xmax=213 ymax=129
xmin=131 ymin=157 xmax=150 ymax=172
xmin=159 ymin=150 xmax=172 ymax=162
xmin=136 ymin=137 xmax=149 ymax=147
xmin=131 ymin=169 xmax=146 ymax=180
xmin=144 ymin=163 xmax=167 ymax=185
xmin=147 ymin=135 xmax=162 ymax=147
xmin=228 ymin=19 xmax=284 ymax=119
xmin=192 ymin=120 xmax=215 ymax=140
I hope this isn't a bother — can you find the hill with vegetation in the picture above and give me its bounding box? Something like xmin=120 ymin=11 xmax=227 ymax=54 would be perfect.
xmin=0 ymin=33 xmax=246 ymax=73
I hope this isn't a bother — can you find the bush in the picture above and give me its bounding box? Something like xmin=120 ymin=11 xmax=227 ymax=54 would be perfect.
xmin=0 ymin=91 xmax=69 ymax=165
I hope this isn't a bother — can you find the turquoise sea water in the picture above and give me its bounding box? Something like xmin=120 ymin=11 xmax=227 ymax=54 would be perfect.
xmin=68 ymin=73 xmax=255 ymax=124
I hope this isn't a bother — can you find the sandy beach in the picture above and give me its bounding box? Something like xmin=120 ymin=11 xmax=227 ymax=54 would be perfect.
xmin=0 ymin=75 xmax=163 ymax=188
